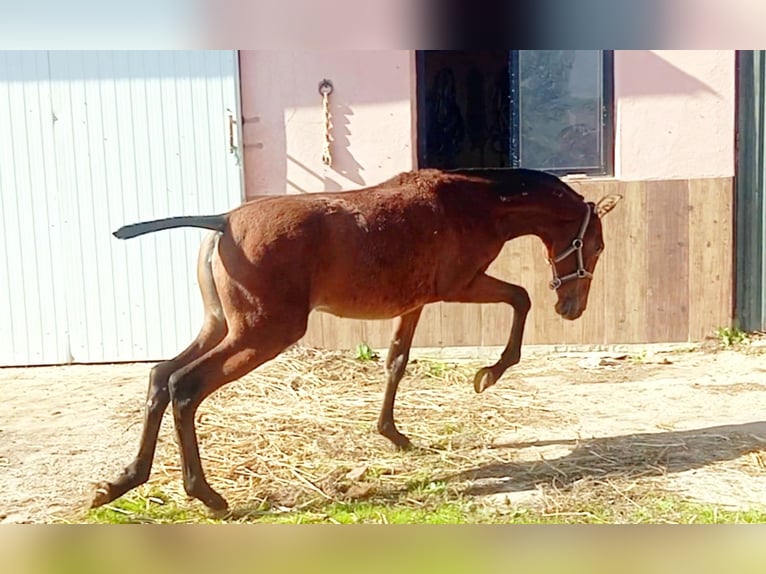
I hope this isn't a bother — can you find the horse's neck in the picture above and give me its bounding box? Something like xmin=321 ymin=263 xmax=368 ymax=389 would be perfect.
xmin=504 ymin=196 xmax=583 ymax=245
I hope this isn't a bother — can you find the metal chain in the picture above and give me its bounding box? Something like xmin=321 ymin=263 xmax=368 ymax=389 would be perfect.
xmin=321 ymin=84 xmax=333 ymax=167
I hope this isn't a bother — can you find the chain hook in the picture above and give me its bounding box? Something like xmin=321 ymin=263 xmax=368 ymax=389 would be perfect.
xmin=318 ymin=79 xmax=334 ymax=96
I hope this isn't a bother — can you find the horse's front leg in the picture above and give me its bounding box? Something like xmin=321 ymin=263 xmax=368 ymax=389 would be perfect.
xmin=377 ymin=307 xmax=423 ymax=449
xmin=445 ymin=273 xmax=531 ymax=393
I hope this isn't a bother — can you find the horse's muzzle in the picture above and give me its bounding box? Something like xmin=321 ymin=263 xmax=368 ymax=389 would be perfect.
xmin=555 ymin=298 xmax=584 ymax=320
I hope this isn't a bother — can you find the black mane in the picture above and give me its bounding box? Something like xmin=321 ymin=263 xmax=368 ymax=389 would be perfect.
xmin=447 ymin=167 xmax=584 ymax=201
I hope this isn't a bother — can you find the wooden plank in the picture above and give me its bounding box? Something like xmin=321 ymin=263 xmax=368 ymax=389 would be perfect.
xmin=687 ymin=177 xmax=734 ymax=339
xmin=412 ymin=302 xmax=443 ymax=347
xmin=600 ymin=181 xmax=648 ymax=343
xmin=645 ymin=180 xmax=690 ymax=342
xmin=300 ymin=311 xmax=325 ymax=348
xmin=300 ymin=315 xmax=399 ymax=351
xmin=540 ymin=180 xmax=587 ymax=345
xmin=481 ymin=243 xmax=521 ymax=346
xmin=510 ymin=235 xmax=547 ymax=345
xmin=361 ymin=318 xmax=394 ymax=349
xmin=440 ymin=302 xmax=483 ymax=346
xmin=319 ymin=315 xmax=365 ymax=351
xmin=574 ymin=181 xmax=610 ymax=345
xmin=526 ymin=278 xmax=559 ymax=346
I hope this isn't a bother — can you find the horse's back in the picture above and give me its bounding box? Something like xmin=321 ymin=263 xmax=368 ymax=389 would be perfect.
xmin=220 ymin=174 xmax=507 ymax=319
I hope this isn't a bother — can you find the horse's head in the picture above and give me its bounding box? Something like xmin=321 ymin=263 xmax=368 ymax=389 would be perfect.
xmin=546 ymin=193 xmax=622 ymax=320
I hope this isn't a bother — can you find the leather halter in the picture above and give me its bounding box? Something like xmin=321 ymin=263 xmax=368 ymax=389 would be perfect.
xmin=548 ymin=204 xmax=594 ymax=290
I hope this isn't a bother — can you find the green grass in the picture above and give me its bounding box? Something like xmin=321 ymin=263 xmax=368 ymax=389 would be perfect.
xmin=86 ymin=490 xmax=221 ymax=524
xmin=83 ymin=485 xmax=766 ymax=525
xmin=85 ymin=491 xmax=481 ymax=525
xmin=354 ymin=342 xmax=379 ymax=362
xmin=266 ymin=500 xmax=473 ymax=524
xmin=716 ymin=326 xmax=751 ymax=348
xmin=420 ymin=359 xmax=449 ymax=378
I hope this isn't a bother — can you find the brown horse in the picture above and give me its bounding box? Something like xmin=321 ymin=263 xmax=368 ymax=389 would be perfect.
xmin=92 ymin=167 xmax=621 ymax=511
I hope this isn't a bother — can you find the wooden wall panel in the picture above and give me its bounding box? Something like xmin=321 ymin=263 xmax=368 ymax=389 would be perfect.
xmin=411 ymin=303 xmax=443 ymax=347
xmin=440 ymin=303 xmax=484 ymax=347
xmin=688 ymin=178 xmax=734 ymax=339
xmin=572 ymin=181 xmax=609 ymax=345
xmin=526 ymin=234 xmax=565 ymax=345
xmin=303 ymin=311 xmax=325 ymax=347
xmin=482 ymin=243 xmax=520 ymax=347
xmin=361 ymin=318 xmax=395 ymax=350
xmin=602 ymin=181 xmax=649 ymax=343
xmin=318 ymin=315 xmax=365 ymax=350
xmin=301 ymin=177 xmax=733 ymax=350
xmin=645 ymin=180 xmax=691 ymax=342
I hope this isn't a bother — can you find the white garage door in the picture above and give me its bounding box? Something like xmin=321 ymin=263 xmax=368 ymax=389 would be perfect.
xmin=0 ymin=51 xmax=243 ymax=365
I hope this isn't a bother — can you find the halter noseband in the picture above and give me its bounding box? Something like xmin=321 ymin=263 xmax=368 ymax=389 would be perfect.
xmin=548 ymin=204 xmax=594 ymax=290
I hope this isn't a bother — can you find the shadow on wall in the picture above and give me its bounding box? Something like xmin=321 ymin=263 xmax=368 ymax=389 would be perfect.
xmin=239 ymin=51 xmax=412 ymax=199
xmin=325 ymin=103 xmax=365 ymax=188
xmin=285 ymin=155 xmax=340 ymax=193
xmin=617 ymin=51 xmax=720 ymax=97
xmin=285 ymin=104 xmax=366 ymax=193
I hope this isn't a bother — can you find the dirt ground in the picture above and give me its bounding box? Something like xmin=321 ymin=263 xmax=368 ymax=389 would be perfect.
xmin=2 ymin=341 xmax=766 ymax=523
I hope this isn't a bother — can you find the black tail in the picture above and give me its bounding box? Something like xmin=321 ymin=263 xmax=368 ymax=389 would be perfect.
xmin=113 ymin=214 xmax=228 ymax=240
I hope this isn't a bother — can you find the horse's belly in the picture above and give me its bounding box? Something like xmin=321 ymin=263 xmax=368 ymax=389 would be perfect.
xmin=312 ymin=277 xmax=433 ymax=320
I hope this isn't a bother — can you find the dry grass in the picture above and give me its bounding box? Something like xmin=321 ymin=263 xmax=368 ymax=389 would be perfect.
xmin=105 ymin=346 xmax=766 ymax=521
xmin=136 ymin=346 xmax=567 ymax=514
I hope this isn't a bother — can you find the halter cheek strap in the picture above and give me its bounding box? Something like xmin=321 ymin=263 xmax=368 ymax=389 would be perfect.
xmin=548 ymin=204 xmax=594 ymax=290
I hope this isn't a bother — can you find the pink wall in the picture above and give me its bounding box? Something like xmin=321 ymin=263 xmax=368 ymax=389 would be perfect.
xmin=614 ymin=50 xmax=735 ymax=181
xmin=239 ymin=51 xmax=415 ymax=198
xmin=239 ymin=50 xmax=736 ymax=196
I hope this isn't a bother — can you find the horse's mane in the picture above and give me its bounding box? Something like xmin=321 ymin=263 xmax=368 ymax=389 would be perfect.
xmin=376 ymin=168 xmax=584 ymax=203
xmin=447 ymin=167 xmax=585 ymax=202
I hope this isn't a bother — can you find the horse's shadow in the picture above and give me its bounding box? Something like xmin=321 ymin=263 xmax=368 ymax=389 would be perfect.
xmin=224 ymin=422 xmax=766 ymax=520
xmin=441 ymin=421 xmax=766 ymax=496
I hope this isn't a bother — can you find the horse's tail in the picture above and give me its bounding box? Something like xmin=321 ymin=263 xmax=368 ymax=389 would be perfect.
xmin=113 ymin=214 xmax=228 ymax=240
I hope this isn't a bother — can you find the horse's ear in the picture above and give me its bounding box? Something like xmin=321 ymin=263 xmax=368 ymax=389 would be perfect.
xmin=594 ymin=194 xmax=622 ymax=217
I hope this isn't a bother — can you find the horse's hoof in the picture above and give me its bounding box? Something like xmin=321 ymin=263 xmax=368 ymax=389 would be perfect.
xmin=379 ymin=423 xmax=413 ymax=450
xmin=207 ymin=504 xmax=231 ymax=519
xmin=473 ymin=368 xmax=496 ymax=393
xmin=384 ymin=432 xmax=412 ymax=451
xmin=91 ymin=482 xmax=116 ymax=508
xmin=395 ymin=437 xmax=413 ymax=451
xmin=197 ymin=490 xmax=229 ymax=513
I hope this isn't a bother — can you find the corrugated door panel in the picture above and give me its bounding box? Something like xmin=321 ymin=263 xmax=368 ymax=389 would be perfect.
xmin=48 ymin=50 xmax=242 ymax=363
xmin=0 ymin=51 xmax=69 ymax=365
xmin=0 ymin=50 xmax=241 ymax=366
xmin=736 ymin=51 xmax=766 ymax=331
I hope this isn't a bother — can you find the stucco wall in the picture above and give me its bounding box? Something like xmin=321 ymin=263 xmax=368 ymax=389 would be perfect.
xmin=239 ymin=50 xmax=736 ymax=194
xmin=614 ymin=50 xmax=735 ymax=181
xmin=239 ymin=50 xmax=415 ymax=198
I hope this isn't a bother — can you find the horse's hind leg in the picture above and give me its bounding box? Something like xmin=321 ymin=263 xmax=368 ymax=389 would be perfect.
xmin=168 ymin=311 xmax=308 ymax=511
xmin=92 ymin=232 xmax=227 ymax=508
xmin=377 ymin=307 xmax=423 ymax=449
xmin=446 ymin=273 xmax=531 ymax=393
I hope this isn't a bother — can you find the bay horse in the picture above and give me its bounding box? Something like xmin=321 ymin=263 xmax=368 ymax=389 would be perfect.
xmin=92 ymin=168 xmax=621 ymax=511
